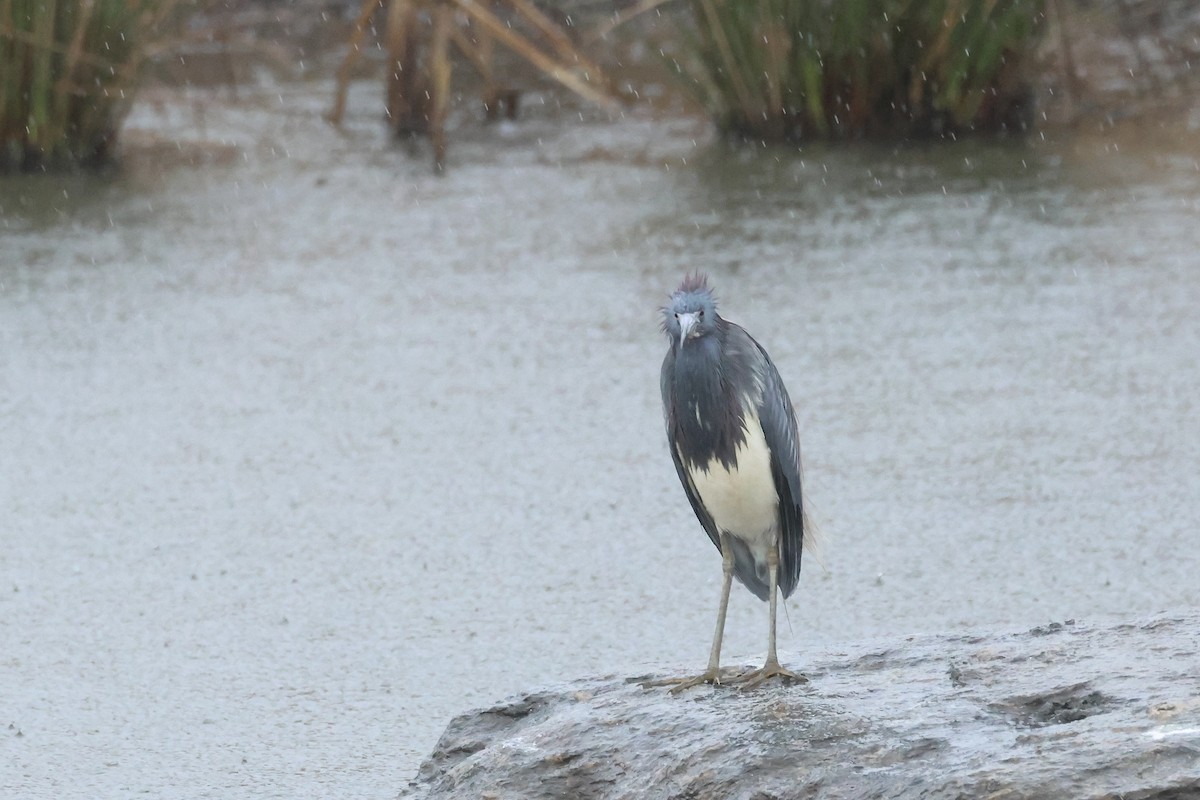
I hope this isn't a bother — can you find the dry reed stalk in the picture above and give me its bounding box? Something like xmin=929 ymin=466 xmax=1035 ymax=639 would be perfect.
xmin=329 ymin=0 xmax=621 ymax=171
xmin=330 ymin=0 xmax=384 ymax=126
xmin=451 ymin=0 xmax=619 ymax=111
xmin=583 ymin=0 xmax=676 ymax=46
xmin=429 ymin=3 xmax=453 ymax=169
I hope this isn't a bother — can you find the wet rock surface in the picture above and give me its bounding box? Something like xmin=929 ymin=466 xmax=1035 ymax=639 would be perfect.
xmin=404 ymin=611 xmax=1200 ymax=800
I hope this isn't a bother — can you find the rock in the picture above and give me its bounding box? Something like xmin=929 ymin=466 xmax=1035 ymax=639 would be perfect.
xmin=402 ymin=611 xmax=1200 ymax=800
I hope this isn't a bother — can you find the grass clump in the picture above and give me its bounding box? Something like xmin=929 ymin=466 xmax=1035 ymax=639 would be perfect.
xmin=676 ymin=0 xmax=1046 ymax=140
xmin=1 ymin=0 xmax=179 ymax=171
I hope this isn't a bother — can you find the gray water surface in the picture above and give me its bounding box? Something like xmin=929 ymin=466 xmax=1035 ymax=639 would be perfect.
xmin=2 ymin=83 xmax=1199 ymax=798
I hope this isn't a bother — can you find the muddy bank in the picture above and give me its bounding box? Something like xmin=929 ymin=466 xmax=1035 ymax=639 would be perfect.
xmin=404 ymin=610 xmax=1200 ymax=800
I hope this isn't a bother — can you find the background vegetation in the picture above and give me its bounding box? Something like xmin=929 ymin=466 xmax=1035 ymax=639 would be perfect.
xmin=675 ymin=0 xmax=1046 ymax=139
xmin=9 ymin=0 xmax=1182 ymax=170
xmin=0 ymin=0 xmax=179 ymax=170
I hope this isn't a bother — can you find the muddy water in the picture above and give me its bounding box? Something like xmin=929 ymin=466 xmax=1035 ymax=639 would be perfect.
xmin=2 ymin=82 xmax=1199 ymax=798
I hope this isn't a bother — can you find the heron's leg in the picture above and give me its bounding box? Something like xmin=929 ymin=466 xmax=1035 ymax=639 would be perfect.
xmin=643 ymin=533 xmax=738 ymax=691
xmin=731 ymin=532 xmax=804 ymax=690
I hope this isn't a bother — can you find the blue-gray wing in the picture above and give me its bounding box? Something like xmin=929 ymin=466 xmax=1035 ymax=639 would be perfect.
xmin=661 ymin=352 xmax=722 ymax=553
xmin=748 ymin=336 xmax=807 ymax=599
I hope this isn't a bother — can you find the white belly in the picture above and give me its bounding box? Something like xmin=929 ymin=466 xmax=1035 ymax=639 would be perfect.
xmin=684 ymin=412 xmax=779 ymax=549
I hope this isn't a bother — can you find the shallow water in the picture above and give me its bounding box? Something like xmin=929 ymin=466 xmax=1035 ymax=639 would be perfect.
xmin=2 ymin=82 xmax=1199 ymax=798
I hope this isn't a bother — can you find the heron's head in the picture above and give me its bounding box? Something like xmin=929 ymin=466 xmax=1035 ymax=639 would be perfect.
xmin=663 ymin=273 xmax=718 ymax=349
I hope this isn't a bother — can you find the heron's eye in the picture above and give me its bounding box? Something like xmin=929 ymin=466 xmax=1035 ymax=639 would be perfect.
xmin=674 ymin=312 xmax=679 ymax=319
xmin=699 ymin=310 xmax=705 ymax=318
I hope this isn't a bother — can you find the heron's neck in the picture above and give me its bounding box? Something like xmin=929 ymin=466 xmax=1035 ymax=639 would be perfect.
xmin=675 ymin=335 xmax=724 ymax=405
xmin=672 ymin=333 xmax=745 ymax=468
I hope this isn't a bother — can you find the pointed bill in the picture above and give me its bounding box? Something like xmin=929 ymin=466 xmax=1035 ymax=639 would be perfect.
xmin=677 ymin=311 xmax=699 ymax=347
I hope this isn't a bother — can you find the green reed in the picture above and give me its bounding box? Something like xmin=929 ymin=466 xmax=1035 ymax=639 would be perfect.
xmin=676 ymin=0 xmax=1045 ymax=140
xmin=1 ymin=0 xmax=178 ymax=170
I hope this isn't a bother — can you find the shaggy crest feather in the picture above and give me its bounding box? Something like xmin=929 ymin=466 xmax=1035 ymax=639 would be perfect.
xmin=676 ymin=271 xmax=713 ymax=297
xmin=660 ymin=271 xmax=718 ymax=334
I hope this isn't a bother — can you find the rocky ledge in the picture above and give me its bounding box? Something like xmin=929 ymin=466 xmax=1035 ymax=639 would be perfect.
xmin=403 ymin=611 xmax=1200 ymax=799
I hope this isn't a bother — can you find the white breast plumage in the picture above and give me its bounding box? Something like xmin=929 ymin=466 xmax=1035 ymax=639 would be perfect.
xmin=682 ymin=410 xmax=779 ymax=551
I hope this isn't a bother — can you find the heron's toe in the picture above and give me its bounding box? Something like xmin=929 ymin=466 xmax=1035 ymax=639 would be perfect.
xmin=640 ymin=666 xmax=740 ymax=692
xmin=731 ymin=659 xmax=807 ymax=690
xmin=667 ymin=670 xmax=721 ymax=694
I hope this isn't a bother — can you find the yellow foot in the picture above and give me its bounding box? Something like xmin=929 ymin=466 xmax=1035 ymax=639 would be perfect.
xmin=640 ymin=667 xmax=740 ymax=693
xmin=728 ymin=659 xmax=807 ymax=691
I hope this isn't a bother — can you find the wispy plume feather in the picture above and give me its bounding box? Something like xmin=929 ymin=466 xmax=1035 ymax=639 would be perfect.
xmin=677 ymin=272 xmax=713 ymax=297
